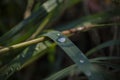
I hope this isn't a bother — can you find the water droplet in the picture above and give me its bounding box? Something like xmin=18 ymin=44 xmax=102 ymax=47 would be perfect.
xmin=80 ymin=60 xmax=84 ymax=63
xmin=57 ymin=37 xmax=66 ymax=43
xmin=57 ymin=33 xmax=60 ymax=36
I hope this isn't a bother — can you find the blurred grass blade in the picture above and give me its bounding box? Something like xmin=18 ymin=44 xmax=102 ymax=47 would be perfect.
xmin=0 ymin=0 xmax=64 ymax=43
xmin=0 ymin=42 xmax=51 ymax=80
xmin=86 ymin=40 xmax=120 ymax=56
xmin=8 ymin=26 xmax=38 ymax=45
xmin=94 ymin=61 xmax=120 ymax=70
xmin=90 ymin=57 xmax=120 ymax=71
xmin=54 ymin=8 xmax=120 ymax=31
xmin=0 ymin=0 xmax=81 ymax=45
xmin=45 ymin=64 xmax=78 ymax=80
xmin=90 ymin=57 xmax=120 ymax=61
xmin=30 ymin=0 xmax=82 ymax=39
xmin=46 ymin=57 xmax=120 ymax=80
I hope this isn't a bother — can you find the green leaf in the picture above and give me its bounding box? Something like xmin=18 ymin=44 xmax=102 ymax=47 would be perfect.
xmin=44 ymin=31 xmax=105 ymax=80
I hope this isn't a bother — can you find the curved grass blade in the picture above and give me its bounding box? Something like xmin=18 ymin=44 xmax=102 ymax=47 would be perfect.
xmin=91 ymin=61 xmax=120 ymax=71
xmin=90 ymin=57 xmax=120 ymax=71
xmin=44 ymin=31 xmax=105 ymax=80
xmin=45 ymin=64 xmax=78 ymax=80
xmin=46 ymin=57 xmax=120 ymax=80
xmin=86 ymin=40 xmax=120 ymax=56
xmin=90 ymin=57 xmax=120 ymax=61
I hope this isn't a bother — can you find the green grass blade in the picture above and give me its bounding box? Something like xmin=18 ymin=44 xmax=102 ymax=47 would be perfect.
xmin=44 ymin=31 xmax=105 ymax=80
xmin=90 ymin=57 xmax=120 ymax=61
xmin=86 ymin=40 xmax=120 ymax=56
xmin=45 ymin=64 xmax=78 ymax=80
xmin=0 ymin=0 xmax=64 ymax=43
xmin=0 ymin=42 xmax=49 ymax=80
xmin=54 ymin=8 xmax=120 ymax=31
xmin=46 ymin=57 xmax=120 ymax=80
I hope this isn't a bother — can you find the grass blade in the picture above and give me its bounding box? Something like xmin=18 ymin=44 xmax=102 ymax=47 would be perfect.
xmin=86 ymin=40 xmax=120 ymax=56
xmin=0 ymin=0 xmax=64 ymax=43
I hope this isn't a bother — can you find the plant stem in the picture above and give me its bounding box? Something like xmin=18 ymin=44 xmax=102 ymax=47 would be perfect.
xmin=0 ymin=37 xmax=45 ymax=54
xmin=0 ymin=23 xmax=119 ymax=54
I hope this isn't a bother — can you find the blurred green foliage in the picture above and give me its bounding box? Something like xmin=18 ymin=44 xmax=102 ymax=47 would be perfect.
xmin=0 ymin=0 xmax=120 ymax=80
